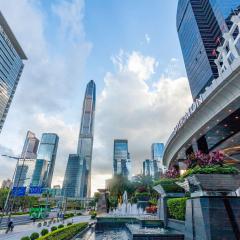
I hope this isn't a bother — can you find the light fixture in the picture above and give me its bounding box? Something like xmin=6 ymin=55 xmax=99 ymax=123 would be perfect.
xmin=224 ymin=124 xmax=228 ymax=127
xmin=235 ymin=116 xmax=239 ymax=119
xmin=229 ymin=109 xmax=232 ymax=112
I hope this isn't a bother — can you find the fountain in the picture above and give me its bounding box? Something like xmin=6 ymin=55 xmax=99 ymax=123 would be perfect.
xmin=108 ymin=191 xmax=145 ymax=216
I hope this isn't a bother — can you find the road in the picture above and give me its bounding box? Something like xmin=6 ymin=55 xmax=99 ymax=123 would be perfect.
xmin=0 ymin=215 xmax=31 ymax=229
xmin=0 ymin=215 xmax=91 ymax=240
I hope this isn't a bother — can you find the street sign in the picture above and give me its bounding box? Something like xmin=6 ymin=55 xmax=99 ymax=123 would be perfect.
xmin=28 ymin=186 xmax=43 ymax=195
xmin=12 ymin=187 xmax=26 ymax=197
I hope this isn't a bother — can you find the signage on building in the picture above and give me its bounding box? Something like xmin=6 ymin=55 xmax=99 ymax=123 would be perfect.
xmin=11 ymin=187 xmax=26 ymax=197
xmin=172 ymin=74 xmax=227 ymax=137
xmin=28 ymin=186 xmax=43 ymax=196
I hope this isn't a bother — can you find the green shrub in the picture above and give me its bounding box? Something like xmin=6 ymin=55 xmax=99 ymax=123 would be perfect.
xmin=41 ymin=229 xmax=49 ymax=236
xmin=63 ymin=213 xmax=74 ymax=219
xmin=30 ymin=232 xmax=39 ymax=240
xmin=21 ymin=237 xmax=30 ymax=240
xmin=37 ymin=222 xmax=88 ymax=240
xmin=135 ymin=192 xmax=150 ymax=197
xmin=90 ymin=210 xmax=97 ymax=219
xmin=51 ymin=226 xmax=57 ymax=232
xmin=67 ymin=222 xmax=72 ymax=226
xmin=181 ymin=165 xmax=239 ymax=179
xmin=58 ymin=224 xmax=64 ymax=229
xmin=167 ymin=197 xmax=188 ymax=221
xmin=154 ymin=178 xmax=184 ymax=193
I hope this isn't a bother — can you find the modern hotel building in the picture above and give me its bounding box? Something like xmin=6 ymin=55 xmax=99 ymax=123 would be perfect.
xmin=163 ymin=11 xmax=240 ymax=170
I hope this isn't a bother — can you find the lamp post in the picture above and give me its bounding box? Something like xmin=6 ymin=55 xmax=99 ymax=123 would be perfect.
xmin=0 ymin=154 xmax=31 ymax=229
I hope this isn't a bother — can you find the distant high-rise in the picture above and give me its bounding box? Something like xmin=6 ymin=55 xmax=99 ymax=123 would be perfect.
xmin=143 ymin=159 xmax=155 ymax=177
xmin=31 ymin=159 xmax=48 ymax=187
xmin=37 ymin=133 xmax=59 ymax=188
xmin=177 ymin=0 xmax=240 ymax=99
xmin=13 ymin=159 xmax=35 ymax=187
xmin=63 ymin=80 xmax=96 ymax=198
xmin=1 ymin=179 xmax=12 ymax=189
xmin=0 ymin=12 xmax=27 ymax=132
xmin=62 ymin=154 xmax=86 ymax=197
xmin=151 ymin=143 xmax=164 ymax=177
xmin=113 ymin=139 xmax=131 ymax=179
xmin=21 ymin=131 xmax=39 ymax=159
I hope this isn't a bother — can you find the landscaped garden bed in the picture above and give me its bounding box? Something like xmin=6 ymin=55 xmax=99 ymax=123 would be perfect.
xmin=20 ymin=222 xmax=88 ymax=240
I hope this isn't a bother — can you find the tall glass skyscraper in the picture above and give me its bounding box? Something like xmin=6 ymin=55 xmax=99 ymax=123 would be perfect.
xmin=113 ymin=139 xmax=131 ymax=179
xmin=62 ymin=154 xmax=86 ymax=197
xmin=63 ymin=80 xmax=96 ymax=198
xmin=151 ymin=143 xmax=165 ymax=177
xmin=37 ymin=133 xmax=59 ymax=188
xmin=21 ymin=131 xmax=39 ymax=159
xmin=0 ymin=11 xmax=27 ymax=132
xmin=177 ymin=0 xmax=240 ymax=99
xmin=13 ymin=159 xmax=35 ymax=187
xmin=31 ymin=159 xmax=48 ymax=187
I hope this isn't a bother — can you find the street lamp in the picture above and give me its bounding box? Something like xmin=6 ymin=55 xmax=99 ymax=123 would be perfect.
xmin=0 ymin=154 xmax=30 ymax=229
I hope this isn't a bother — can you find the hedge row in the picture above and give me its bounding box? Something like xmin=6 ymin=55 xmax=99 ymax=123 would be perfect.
xmin=167 ymin=197 xmax=188 ymax=221
xmin=37 ymin=222 xmax=88 ymax=240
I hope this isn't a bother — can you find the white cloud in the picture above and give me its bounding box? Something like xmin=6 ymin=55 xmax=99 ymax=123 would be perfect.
xmin=145 ymin=34 xmax=151 ymax=44
xmin=0 ymin=0 xmax=90 ymax=186
xmin=92 ymin=51 xmax=192 ymax=185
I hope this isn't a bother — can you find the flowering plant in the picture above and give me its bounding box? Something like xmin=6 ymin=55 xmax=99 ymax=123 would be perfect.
xmin=145 ymin=205 xmax=157 ymax=214
xmin=185 ymin=150 xmax=224 ymax=168
xmin=165 ymin=167 xmax=180 ymax=179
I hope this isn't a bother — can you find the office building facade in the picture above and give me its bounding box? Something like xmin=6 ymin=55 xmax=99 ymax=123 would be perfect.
xmin=143 ymin=159 xmax=155 ymax=177
xmin=62 ymin=154 xmax=86 ymax=197
xmin=177 ymin=0 xmax=240 ymax=99
xmin=0 ymin=12 xmax=27 ymax=132
xmin=21 ymin=131 xmax=39 ymax=159
xmin=13 ymin=159 xmax=35 ymax=187
xmin=37 ymin=133 xmax=59 ymax=188
xmin=151 ymin=143 xmax=165 ymax=175
xmin=31 ymin=159 xmax=48 ymax=187
xmin=164 ymin=15 xmax=240 ymax=171
xmin=77 ymin=80 xmax=96 ymax=197
xmin=113 ymin=139 xmax=131 ymax=179
xmin=63 ymin=80 xmax=96 ymax=198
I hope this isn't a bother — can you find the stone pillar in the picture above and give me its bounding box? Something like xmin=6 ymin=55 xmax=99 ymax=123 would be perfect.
xmin=159 ymin=197 xmax=168 ymax=228
xmin=185 ymin=197 xmax=240 ymax=240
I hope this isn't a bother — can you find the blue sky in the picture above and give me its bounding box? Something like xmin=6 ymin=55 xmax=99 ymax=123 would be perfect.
xmin=39 ymin=0 xmax=186 ymax=92
xmin=0 ymin=0 xmax=191 ymax=193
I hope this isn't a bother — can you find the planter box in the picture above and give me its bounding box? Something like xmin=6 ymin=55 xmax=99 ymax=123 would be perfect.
xmin=179 ymin=174 xmax=240 ymax=197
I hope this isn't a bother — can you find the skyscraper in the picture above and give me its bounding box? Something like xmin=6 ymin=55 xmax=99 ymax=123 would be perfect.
xmin=37 ymin=133 xmax=59 ymax=188
xmin=31 ymin=159 xmax=48 ymax=187
xmin=177 ymin=0 xmax=240 ymax=99
xmin=62 ymin=80 xmax=96 ymax=198
xmin=13 ymin=159 xmax=35 ymax=187
xmin=0 ymin=11 xmax=27 ymax=132
xmin=62 ymin=154 xmax=86 ymax=197
xmin=77 ymin=80 xmax=96 ymax=197
xmin=113 ymin=139 xmax=131 ymax=179
xmin=21 ymin=131 xmax=39 ymax=159
xmin=143 ymin=159 xmax=155 ymax=177
xmin=151 ymin=143 xmax=165 ymax=177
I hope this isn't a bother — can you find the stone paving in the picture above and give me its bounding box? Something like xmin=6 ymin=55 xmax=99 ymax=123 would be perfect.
xmin=0 ymin=215 xmax=90 ymax=240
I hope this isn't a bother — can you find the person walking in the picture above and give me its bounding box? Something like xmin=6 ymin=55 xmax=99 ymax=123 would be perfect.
xmin=5 ymin=219 xmax=14 ymax=234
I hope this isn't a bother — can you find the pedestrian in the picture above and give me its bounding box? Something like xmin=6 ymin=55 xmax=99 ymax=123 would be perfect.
xmin=5 ymin=219 xmax=14 ymax=234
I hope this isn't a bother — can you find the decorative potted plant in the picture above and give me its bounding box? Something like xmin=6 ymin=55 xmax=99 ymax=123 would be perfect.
xmin=153 ymin=169 xmax=185 ymax=197
xmin=177 ymin=150 xmax=240 ymax=196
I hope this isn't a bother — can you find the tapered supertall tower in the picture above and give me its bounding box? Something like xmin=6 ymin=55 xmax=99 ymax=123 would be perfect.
xmin=62 ymin=80 xmax=96 ymax=198
xmin=77 ymin=80 xmax=96 ymax=197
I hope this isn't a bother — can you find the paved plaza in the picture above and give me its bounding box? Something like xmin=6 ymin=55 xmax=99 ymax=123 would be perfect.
xmin=0 ymin=215 xmax=91 ymax=240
